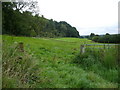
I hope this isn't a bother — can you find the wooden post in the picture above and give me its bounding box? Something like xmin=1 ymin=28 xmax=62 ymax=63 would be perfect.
xmin=18 ymin=42 xmax=24 ymax=52
xmin=80 ymin=45 xmax=85 ymax=54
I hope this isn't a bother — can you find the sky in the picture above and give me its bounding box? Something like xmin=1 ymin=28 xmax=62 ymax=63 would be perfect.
xmin=37 ymin=0 xmax=119 ymax=35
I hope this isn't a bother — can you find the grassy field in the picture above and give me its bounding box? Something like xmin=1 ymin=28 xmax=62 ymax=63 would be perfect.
xmin=2 ymin=35 xmax=119 ymax=88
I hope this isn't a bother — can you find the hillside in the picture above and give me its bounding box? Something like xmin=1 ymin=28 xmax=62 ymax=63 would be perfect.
xmin=2 ymin=35 xmax=118 ymax=88
xmin=2 ymin=2 xmax=80 ymax=38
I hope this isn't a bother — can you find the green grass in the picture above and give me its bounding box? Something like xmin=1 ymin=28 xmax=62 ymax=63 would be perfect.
xmin=74 ymin=45 xmax=118 ymax=84
xmin=2 ymin=35 xmax=118 ymax=88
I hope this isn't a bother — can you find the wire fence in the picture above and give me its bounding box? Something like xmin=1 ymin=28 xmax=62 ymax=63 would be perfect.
xmin=80 ymin=44 xmax=120 ymax=54
xmin=79 ymin=44 xmax=120 ymax=69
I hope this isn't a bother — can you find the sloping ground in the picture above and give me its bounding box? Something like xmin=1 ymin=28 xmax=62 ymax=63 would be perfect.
xmin=2 ymin=35 xmax=118 ymax=88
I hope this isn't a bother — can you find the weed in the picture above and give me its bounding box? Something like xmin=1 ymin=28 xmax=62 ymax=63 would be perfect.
xmin=2 ymin=39 xmax=41 ymax=88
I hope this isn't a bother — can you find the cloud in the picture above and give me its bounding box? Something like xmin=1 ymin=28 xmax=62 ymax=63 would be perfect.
xmin=78 ymin=26 xmax=118 ymax=35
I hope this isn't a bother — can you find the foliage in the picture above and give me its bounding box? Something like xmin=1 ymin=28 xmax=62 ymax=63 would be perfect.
xmin=2 ymin=2 xmax=80 ymax=38
xmin=89 ymin=33 xmax=95 ymax=39
xmin=2 ymin=37 xmax=41 ymax=88
xmin=91 ymin=34 xmax=120 ymax=43
xmin=92 ymin=36 xmax=99 ymax=42
xmin=73 ymin=45 xmax=119 ymax=84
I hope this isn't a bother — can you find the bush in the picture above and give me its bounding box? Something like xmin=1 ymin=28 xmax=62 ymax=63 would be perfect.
xmin=92 ymin=36 xmax=99 ymax=42
xmin=91 ymin=34 xmax=120 ymax=43
xmin=74 ymin=52 xmax=96 ymax=68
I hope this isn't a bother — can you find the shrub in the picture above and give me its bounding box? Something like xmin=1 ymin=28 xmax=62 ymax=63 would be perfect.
xmin=74 ymin=52 xmax=96 ymax=68
xmin=92 ymin=36 xmax=99 ymax=42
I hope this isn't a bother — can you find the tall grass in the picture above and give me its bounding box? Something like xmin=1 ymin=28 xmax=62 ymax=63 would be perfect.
xmin=73 ymin=45 xmax=118 ymax=84
xmin=2 ymin=39 xmax=40 ymax=88
xmin=103 ymin=48 xmax=118 ymax=69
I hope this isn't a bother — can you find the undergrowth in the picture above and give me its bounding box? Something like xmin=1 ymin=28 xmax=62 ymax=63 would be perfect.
xmin=2 ymin=39 xmax=40 ymax=88
xmin=73 ymin=47 xmax=119 ymax=85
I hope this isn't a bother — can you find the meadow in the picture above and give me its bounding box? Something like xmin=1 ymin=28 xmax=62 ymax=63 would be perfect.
xmin=2 ymin=35 xmax=119 ymax=88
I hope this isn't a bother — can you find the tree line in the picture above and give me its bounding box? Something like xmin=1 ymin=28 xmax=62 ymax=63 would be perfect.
xmin=2 ymin=2 xmax=80 ymax=38
xmin=89 ymin=33 xmax=120 ymax=43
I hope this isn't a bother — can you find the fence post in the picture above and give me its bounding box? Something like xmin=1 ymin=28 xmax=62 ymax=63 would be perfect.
xmin=18 ymin=42 xmax=24 ymax=52
xmin=80 ymin=45 xmax=85 ymax=54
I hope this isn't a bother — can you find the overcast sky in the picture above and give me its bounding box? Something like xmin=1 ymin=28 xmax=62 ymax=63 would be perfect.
xmin=37 ymin=0 xmax=119 ymax=35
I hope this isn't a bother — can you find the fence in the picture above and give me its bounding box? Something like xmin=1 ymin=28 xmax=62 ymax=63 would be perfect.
xmin=80 ymin=44 xmax=120 ymax=54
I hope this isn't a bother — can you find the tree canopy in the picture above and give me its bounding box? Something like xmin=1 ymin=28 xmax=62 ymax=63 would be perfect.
xmin=2 ymin=2 xmax=80 ymax=38
xmin=90 ymin=33 xmax=120 ymax=43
